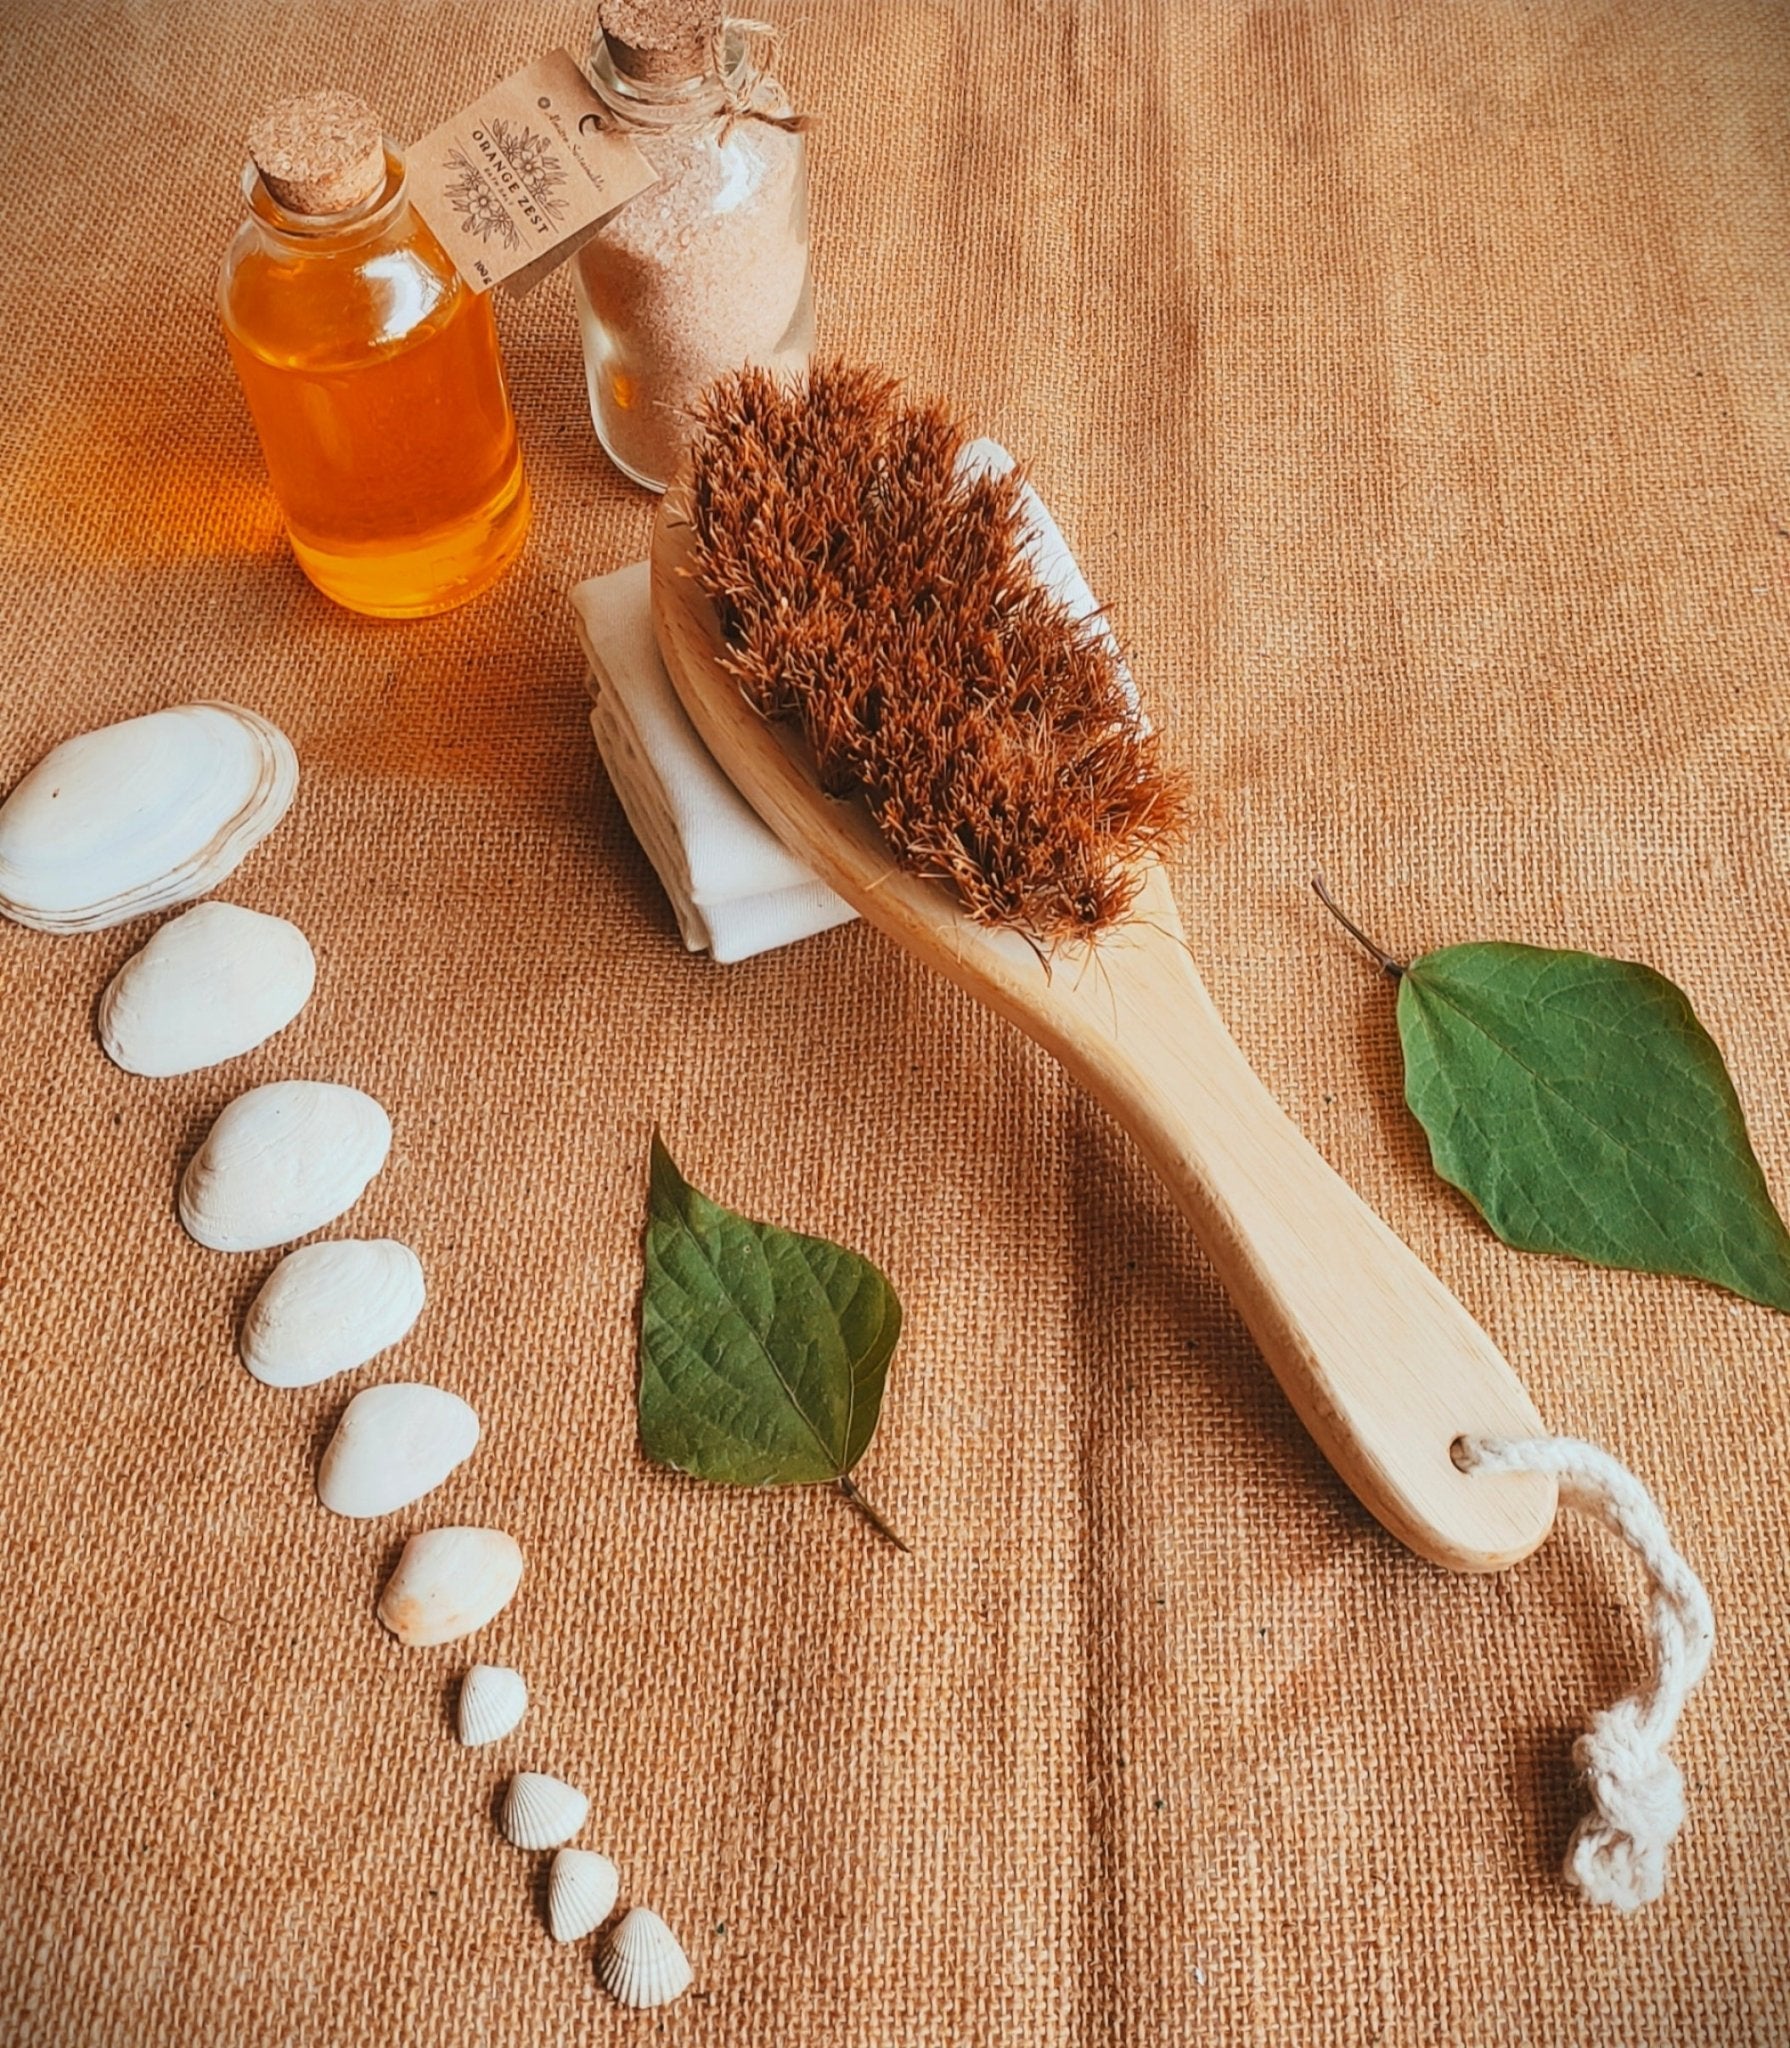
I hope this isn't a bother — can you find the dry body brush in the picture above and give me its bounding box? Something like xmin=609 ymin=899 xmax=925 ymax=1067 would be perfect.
xmin=685 ymin=362 xmax=1189 ymax=948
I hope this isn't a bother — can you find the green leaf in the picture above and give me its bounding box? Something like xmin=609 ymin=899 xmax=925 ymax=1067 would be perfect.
xmin=638 ymin=1132 xmax=903 ymax=1496
xmin=1397 ymin=941 xmax=1790 ymax=1310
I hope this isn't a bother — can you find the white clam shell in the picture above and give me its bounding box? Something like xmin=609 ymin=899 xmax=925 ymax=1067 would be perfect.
xmin=99 ymin=901 xmax=315 ymax=1077
xmin=549 ymin=1849 xmax=619 ymax=1943
xmin=180 ymin=1080 xmax=391 ymax=1252
xmin=317 ymin=1383 xmax=479 ymax=1519
xmin=456 ymin=1662 xmax=527 ymax=1748
xmin=502 ymin=1772 xmax=589 ymax=1852
xmin=597 ymin=1906 xmax=692 ymax=2009
xmin=0 ymin=702 xmax=297 ymax=934
xmin=377 ymin=1526 xmax=522 ymax=1647
xmin=240 ymin=1239 xmax=425 ymax=1387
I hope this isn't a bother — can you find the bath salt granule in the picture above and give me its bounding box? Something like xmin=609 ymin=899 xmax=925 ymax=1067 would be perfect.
xmin=575 ymin=4 xmax=813 ymax=491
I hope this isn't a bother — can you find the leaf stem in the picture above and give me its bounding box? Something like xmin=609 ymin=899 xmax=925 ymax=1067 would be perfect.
xmin=1310 ymin=873 xmax=1406 ymax=980
xmin=838 ymin=1475 xmax=912 ymax=1554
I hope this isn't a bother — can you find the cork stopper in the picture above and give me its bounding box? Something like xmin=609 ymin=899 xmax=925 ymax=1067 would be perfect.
xmin=598 ymin=0 xmax=723 ymax=84
xmin=249 ymin=90 xmax=385 ymax=215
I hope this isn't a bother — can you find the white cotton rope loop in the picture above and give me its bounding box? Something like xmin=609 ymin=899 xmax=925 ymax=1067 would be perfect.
xmin=1457 ymin=1433 xmax=1715 ymax=1913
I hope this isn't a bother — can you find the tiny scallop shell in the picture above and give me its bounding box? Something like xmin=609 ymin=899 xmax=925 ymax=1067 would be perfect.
xmin=317 ymin=1383 xmax=479 ymax=1519
xmin=180 ymin=1080 xmax=391 ymax=1252
xmin=0 ymin=702 xmax=297 ymax=934
xmin=240 ymin=1239 xmax=425 ymax=1388
xmin=549 ymin=1849 xmax=619 ymax=1943
xmin=99 ymin=901 xmax=315 ymax=1076
xmin=597 ymin=1906 xmax=692 ymax=2009
xmin=456 ymin=1662 xmax=527 ymax=1748
xmin=502 ymin=1772 xmax=590 ymax=1852
xmin=376 ymin=1526 xmax=522 ymax=1647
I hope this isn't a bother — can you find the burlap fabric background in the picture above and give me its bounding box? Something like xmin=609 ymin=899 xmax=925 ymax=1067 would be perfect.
xmin=3 ymin=1 xmax=1788 ymax=2041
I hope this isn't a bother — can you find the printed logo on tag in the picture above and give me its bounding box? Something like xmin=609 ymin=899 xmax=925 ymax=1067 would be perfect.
xmin=407 ymin=50 xmax=657 ymax=296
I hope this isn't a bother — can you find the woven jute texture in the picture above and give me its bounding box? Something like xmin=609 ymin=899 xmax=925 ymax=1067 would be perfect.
xmin=3 ymin=1 xmax=1789 ymax=2041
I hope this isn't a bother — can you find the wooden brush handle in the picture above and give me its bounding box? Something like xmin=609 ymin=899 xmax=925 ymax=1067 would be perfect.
xmin=648 ymin=506 xmax=1555 ymax=1572
xmin=1045 ymin=891 xmax=1556 ymax=1571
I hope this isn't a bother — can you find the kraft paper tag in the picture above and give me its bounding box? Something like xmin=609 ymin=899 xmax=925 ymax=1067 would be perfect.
xmin=407 ymin=51 xmax=656 ymax=296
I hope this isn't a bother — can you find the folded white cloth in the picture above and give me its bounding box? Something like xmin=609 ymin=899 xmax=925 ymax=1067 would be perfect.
xmin=571 ymin=560 xmax=855 ymax=962
xmin=566 ymin=439 xmax=1118 ymax=964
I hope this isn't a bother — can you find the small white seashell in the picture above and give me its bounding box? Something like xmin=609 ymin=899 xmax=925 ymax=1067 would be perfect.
xmin=240 ymin=1239 xmax=425 ymax=1387
xmin=376 ymin=1526 xmax=522 ymax=1647
xmin=597 ymin=1906 xmax=692 ymax=2009
xmin=180 ymin=1080 xmax=391 ymax=1252
xmin=502 ymin=1772 xmax=590 ymax=1852
xmin=0 ymin=702 xmax=297 ymax=934
xmin=549 ymin=1849 xmax=619 ymax=1942
xmin=457 ymin=1662 xmax=528 ymax=1748
xmin=99 ymin=901 xmax=315 ymax=1077
xmin=317 ymin=1383 xmax=479 ymax=1519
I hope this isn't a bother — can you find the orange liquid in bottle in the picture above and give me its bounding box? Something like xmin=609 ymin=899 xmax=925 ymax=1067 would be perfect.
xmin=221 ymin=152 xmax=530 ymax=618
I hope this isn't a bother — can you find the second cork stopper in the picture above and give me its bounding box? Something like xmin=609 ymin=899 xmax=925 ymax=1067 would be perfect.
xmin=250 ymin=90 xmax=385 ymax=215
xmin=598 ymin=0 xmax=723 ymax=84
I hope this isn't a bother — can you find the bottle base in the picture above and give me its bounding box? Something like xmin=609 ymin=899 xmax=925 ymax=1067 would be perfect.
xmin=581 ymin=343 xmax=816 ymax=497
xmin=289 ymin=464 xmax=533 ymax=619
xmin=591 ymin=419 xmax=670 ymax=495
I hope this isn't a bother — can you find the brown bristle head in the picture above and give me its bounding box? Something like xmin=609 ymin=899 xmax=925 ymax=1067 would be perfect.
xmin=684 ymin=361 xmax=1190 ymax=948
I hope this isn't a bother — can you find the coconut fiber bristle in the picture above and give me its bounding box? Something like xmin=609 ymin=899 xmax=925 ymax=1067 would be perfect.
xmin=684 ymin=361 xmax=1189 ymax=947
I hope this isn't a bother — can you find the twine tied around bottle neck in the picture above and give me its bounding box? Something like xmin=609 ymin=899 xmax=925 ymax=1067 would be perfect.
xmin=714 ymin=17 xmax=810 ymax=139
xmin=1456 ymin=1431 xmax=1715 ymax=1911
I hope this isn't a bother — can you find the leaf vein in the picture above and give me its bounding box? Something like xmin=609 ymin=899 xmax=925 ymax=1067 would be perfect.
xmin=1409 ymin=969 xmax=1744 ymax=1247
xmin=662 ymin=1213 xmax=844 ymax=1476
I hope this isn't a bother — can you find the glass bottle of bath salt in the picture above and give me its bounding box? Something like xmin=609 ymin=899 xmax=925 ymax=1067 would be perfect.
xmin=574 ymin=1 xmax=814 ymax=491
xmin=219 ymin=90 xmax=531 ymax=618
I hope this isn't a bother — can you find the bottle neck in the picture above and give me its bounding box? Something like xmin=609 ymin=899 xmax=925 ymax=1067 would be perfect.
xmin=241 ymin=143 xmax=410 ymax=251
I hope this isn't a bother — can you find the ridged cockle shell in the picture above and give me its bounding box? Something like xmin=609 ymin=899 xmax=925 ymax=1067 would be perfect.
xmin=597 ymin=1906 xmax=692 ymax=2008
xmin=456 ymin=1663 xmax=527 ymax=1748
xmin=549 ymin=1848 xmax=619 ymax=1941
xmin=501 ymin=1772 xmax=589 ymax=1851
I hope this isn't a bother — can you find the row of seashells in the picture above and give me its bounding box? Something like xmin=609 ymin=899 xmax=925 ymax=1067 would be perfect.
xmin=3 ymin=712 xmax=517 ymax=1612
xmin=0 ymin=708 xmax=486 ymax=1519
xmin=0 ymin=702 xmax=314 ymax=1074
xmin=453 ymin=1668 xmax=692 ymax=1999
xmin=169 ymin=1054 xmax=530 ymax=1630
xmin=456 ymin=1669 xmax=690 ymax=1997
xmin=1 ymin=705 xmax=691 ymax=2010
xmin=498 ymin=1763 xmax=692 ymax=2005
xmin=176 ymin=1080 xmax=483 ymax=1531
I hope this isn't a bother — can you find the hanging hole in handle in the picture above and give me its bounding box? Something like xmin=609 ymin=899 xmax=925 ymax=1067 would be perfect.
xmin=1449 ymin=1435 xmax=1474 ymax=1473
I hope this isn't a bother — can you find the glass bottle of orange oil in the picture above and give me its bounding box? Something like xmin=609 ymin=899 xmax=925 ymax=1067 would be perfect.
xmin=219 ymin=90 xmax=530 ymax=618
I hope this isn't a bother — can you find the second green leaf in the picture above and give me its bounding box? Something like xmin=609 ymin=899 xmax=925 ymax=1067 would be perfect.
xmin=1396 ymin=939 xmax=1790 ymax=1312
